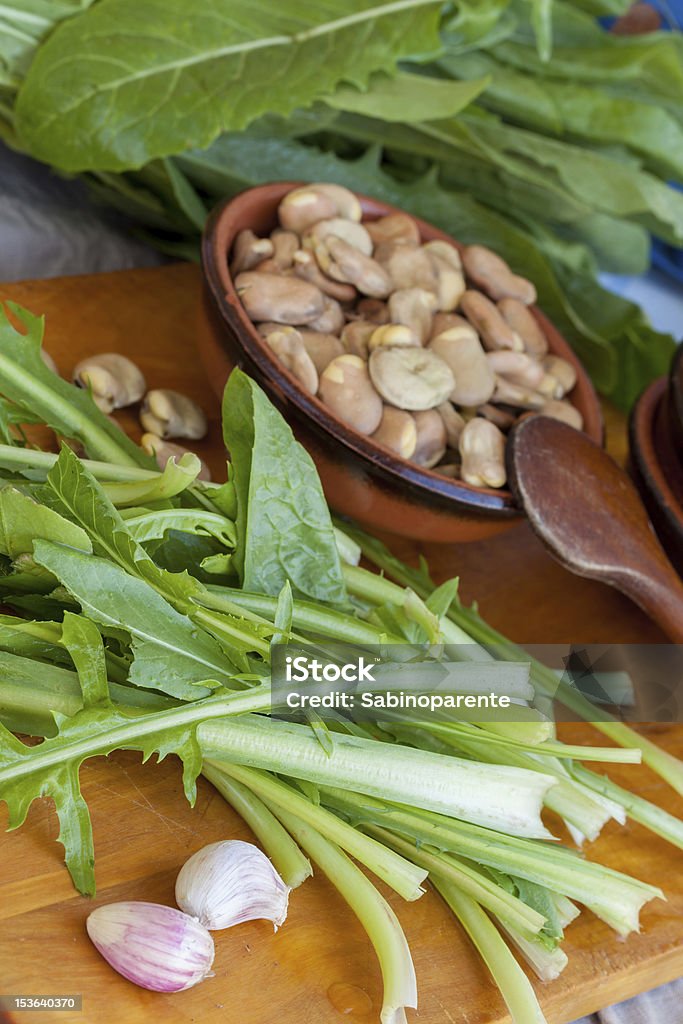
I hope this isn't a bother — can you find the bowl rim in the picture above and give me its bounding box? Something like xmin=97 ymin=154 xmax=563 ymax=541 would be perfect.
xmin=202 ymin=182 xmax=603 ymax=517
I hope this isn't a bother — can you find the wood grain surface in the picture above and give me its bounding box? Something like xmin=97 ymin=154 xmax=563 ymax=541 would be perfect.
xmin=0 ymin=265 xmax=681 ymax=1024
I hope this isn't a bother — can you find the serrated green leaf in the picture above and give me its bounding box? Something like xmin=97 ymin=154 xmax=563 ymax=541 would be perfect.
xmin=44 ymin=446 xmax=201 ymax=610
xmin=0 ymin=304 xmax=151 ymax=468
xmin=222 ymin=371 xmax=347 ymax=606
xmin=0 ymin=485 xmax=91 ymax=559
xmin=0 ymin=686 xmax=267 ymax=893
xmin=15 ymin=0 xmax=443 ymax=171
xmin=32 ymin=540 xmax=236 ymax=699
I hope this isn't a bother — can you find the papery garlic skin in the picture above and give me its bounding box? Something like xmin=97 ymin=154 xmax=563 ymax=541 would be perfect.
xmin=86 ymin=901 xmax=214 ymax=992
xmin=176 ymin=840 xmax=290 ymax=930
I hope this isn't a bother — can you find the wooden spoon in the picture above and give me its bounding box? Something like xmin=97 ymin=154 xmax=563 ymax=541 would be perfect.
xmin=507 ymin=414 xmax=683 ymax=642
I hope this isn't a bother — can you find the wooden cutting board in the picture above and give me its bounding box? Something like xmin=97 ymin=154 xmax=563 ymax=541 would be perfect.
xmin=0 ymin=265 xmax=681 ymax=1024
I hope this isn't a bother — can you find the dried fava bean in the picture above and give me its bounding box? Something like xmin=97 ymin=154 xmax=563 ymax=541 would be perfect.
xmin=230 ymin=229 xmax=274 ymax=275
xmin=278 ymin=187 xmax=337 ymax=233
xmin=486 ymin=351 xmax=545 ymax=391
xmin=366 ymin=213 xmax=421 ymax=248
xmin=292 ymin=250 xmax=356 ymax=303
xmin=304 ymin=218 xmax=373 ymax=256
xmin=299 ymin=331 xmax=344 ymax=375
xmin=372 ymin=406 xmax=418 ymax=459
xmin=262 ymin=328 xmax=319 ymax=394
xmin=368 ymin=347 xmax=454 ymax=411
xmin=423 ymin=240 xmax=463 ymax=272
xmin=140 ymin=389 xmax=207 ymax=440
xmin=308 ymin=183 xmax=362 ymax=222
xmin=437 ymin=402 xmax=466 ymax=448
xmin=141 ymin=433 xmax=212 ymax=481
xmin=318 ymin=355 xmax=383 ymax=435
xmin=462 ymin=245 xmax=536 ymax=305
xmin=460 ymin=291 xmax=523 ymax=352
xmin=542 ymin=355 xmax=577 ymax=398
xmin=341 ymin=321 xmax=376 ymax=359
xmin=438 ymin=462 xmax=460 ymax=479
xmin=388 ymin=288 xmax=436 ymax=344
xmin=426 ymin=252 xmax=466 ymax=312
xmin=72 ymin=353 xmax=146 ymax=413
xmin=497 ymin=298 xmax=548 ymax=358
xmin=235 ymin=272 xmax=325 ymax=325
xmin=459 ymin=418 xmax=507 ymax=489
xmin=375 ymin=242 xmax=438 ymax=293
xmin=492 ymin=377 xmax=546 ymax=410
xmin=369 ymin=324 xmax=420 ymax=351
xmin=307 ymin=295 xmax=345 ymax=334
xmin=411 ymin=409 xmax=447 ymax=468
xmin=355 ymin=298 xmax=390 ymax=324
xmin=268 ymin=229 xmax=299 ymax=270
xmin=477 ymin=404 xmax=516 ymax=432
xmin=430 ymin=312 xmax=469 ymax=340
xmin=315 ymin=236 xmax=393 ymax=298
xmin=539 ymin=400 xmax=584 ymax=430
xmin=429 ymin=329 xmax=495 ymax=408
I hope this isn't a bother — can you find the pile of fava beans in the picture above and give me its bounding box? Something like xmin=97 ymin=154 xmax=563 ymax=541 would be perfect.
xmin=231 ymin=183 xmax=582 ymax=489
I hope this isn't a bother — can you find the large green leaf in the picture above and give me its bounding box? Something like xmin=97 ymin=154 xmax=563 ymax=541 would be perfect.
xmin=222 ymin=371 xmax=347 ymax=605
xmin=15 ymin=0 xmax=443 ymax=171
xmin=32 ymin=540 xmax=235 ymax=698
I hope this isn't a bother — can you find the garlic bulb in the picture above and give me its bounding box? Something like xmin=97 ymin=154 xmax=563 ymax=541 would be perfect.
xmin=176 ymin=840 xmax=290 ymax=931
xmin=86 ymin=901 xmax=214 ymax=992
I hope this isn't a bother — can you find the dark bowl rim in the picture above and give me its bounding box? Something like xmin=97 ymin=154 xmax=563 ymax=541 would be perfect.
xmin=630 ymin=375 xmax=683 ymax=542
xmin=201 ymin=182 xmax=602 ymax=519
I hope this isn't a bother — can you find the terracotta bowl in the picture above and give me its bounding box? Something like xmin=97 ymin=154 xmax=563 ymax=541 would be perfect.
xmin=629 ymin=376 xmax=683 ymax=576
xmin=197 ymin=182 xmax=603 ymax=543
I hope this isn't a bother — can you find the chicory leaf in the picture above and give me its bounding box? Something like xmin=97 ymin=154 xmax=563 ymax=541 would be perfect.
xmin=32 ymin=539 xmax=235 ymax=698
xmin=222 ymin=371 xmax=347 ymax=605
xmin=0 ymin=685 xmax=266 ymax=893
xmin=0 ymin=485 xmax=91 ymax=559
xmin=15 ymin=0 xmax=443 ymax=171
xmin=324 ymin=70 xmax=490 ymax=123
xmin=59 ymin=612 xmax=110 ymax=707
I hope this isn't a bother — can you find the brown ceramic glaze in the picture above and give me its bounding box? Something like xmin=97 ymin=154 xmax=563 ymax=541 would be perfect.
xmin=509 ymin=412 xmax=683 ymax=639
xmin=667 ymin=342 xmax=683 ymax=467
xmin=630 ymin=376 xmax=683 ymax=578
xmin=198 ymin=182 xmax=603 ymax=542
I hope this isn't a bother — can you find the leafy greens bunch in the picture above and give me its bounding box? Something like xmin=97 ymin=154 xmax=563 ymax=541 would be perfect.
xmin=1 ymin=0 xmax=682 ymax=409
xmin=1 ymin=301 xmax=683 ymax=1024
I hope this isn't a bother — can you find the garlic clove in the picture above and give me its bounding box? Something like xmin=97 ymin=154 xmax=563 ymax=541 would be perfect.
xmin=176 ymin=840 xmax=290 ymax=931
xmin=86 ymin=901 xmax=214 ymax=992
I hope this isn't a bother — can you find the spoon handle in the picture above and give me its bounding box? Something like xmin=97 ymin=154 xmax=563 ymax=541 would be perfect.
xmin=617 ymin=564 xmax=683 ymax=644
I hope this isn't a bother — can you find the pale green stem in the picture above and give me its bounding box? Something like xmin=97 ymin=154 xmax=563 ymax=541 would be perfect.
xmin=263 ymin=802 xmax=417 ymax=1024
xmin=205 ymin=761 xmax=426 ymax=902
xmin=434 ymin=879 xmax=548 ymax=1024
xmin=201 ymin=763 xmax=312 ymax=888
xmin=365 ymin=824 xmax=546 ymax=935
